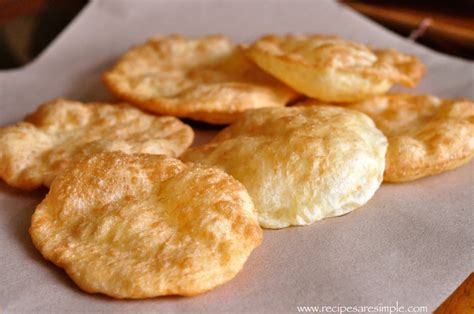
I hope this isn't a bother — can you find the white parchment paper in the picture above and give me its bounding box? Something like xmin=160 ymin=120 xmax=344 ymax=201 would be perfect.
xmin=0 ymin=1 xmax=473 ymax=313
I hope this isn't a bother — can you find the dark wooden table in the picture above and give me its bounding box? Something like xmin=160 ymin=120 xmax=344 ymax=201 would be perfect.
xmin=341 ymin=0 xmax=474 ymax=60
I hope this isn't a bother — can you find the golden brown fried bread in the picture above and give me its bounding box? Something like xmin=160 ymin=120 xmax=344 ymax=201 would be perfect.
xmin=247 ymin=34 xmax=425 ymax=102
xmin=30 ymin=152 xmax=262 ymax=298
xmin=0 ymin=99 xmax=193 ymax=190
xmin=342 ymin=94 xmax=474 ymax=182
xmin=182 ymin=106 xmax=387 ymax=229
xmin=103 ymin=34 xmax=298 ymax=124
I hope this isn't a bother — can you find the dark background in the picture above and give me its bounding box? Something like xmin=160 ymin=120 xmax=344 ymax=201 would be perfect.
xmin=0 ymin=0 xmax=473 ymax=69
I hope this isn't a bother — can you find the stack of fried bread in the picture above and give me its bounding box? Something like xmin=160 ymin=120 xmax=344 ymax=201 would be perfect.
xmin=1 ymin=34 xmax=472 ymax=298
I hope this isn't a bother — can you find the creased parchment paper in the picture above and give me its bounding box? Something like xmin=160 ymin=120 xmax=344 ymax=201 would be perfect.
xmin=0 ymin=1 xmax=473 ymax=313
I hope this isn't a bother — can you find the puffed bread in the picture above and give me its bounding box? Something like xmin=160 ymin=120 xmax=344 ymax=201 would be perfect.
xmin=103 ymin=34 xmax=298 ymax=124
xmin=343 ymin=94 xmax=474 ymax=182
xmin=247 ymin=34 xmax=425 ymax=102
xmin=0 ymin=99 xmax=193 ymax=190
xmin=30 ymin=152 xmax=262 ymax=298
xmin=182 ymin=106 xmax=387 ymax=229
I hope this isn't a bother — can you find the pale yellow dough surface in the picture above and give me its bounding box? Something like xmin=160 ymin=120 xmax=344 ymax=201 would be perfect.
xmin=103 ymin=34 xmax=298 ymax=124
xmin=30 ymin=152 xmax=262 ymax=298
xmin=0 ymin=99 xmax=193 ymax=190
xmin=343 ymin=94 xmax=474 ymax=182
xmin=247 ymin=34 xmax=425 ymax=102
xmin=182 ymin=106 xmax=387 ymax=229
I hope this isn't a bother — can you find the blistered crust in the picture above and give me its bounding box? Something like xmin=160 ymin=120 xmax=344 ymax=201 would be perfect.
xmin=103 ymin=35 xmax=298 ymax=124
xmin=0 ymin=99 xmax=193 ymax=190
xmin=182 ymin=106 xmax=387 ymax=229
xmin=344 ymin=94 xmax=474 ymax=182
xmin=30 ymin=152 xmax=262 ymax=298
xmin=247 ymin=34 xmax=425 ymax=102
